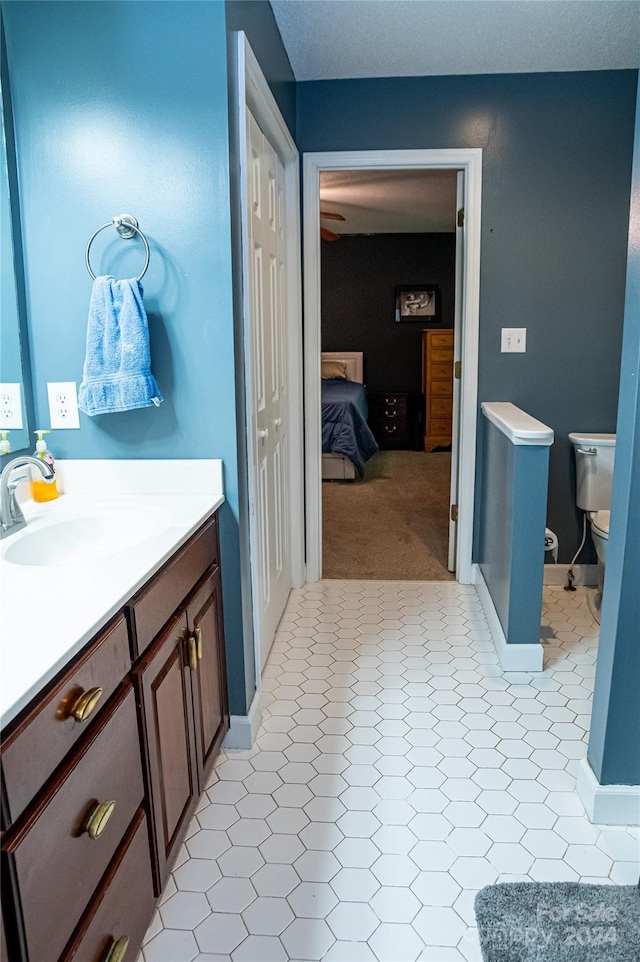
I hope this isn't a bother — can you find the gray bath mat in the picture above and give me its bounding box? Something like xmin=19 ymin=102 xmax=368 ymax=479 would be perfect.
xmin=474 ymin=882 xmax=640 ymax=961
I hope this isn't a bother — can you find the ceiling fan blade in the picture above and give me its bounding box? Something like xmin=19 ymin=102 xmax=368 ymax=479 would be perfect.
xmin=320 ymin=211 xmax=346 ymax=221
xmin=321 ymin=227 xmax=340 ymax=242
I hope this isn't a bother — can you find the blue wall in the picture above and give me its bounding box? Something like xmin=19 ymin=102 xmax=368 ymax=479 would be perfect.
xmin=478 ymin=416 xmax=549 ymax=646
xmin=2 ymin=0 xmax=250 ymax=713
xmin=297 ymin=71 xmax=638 ymax=562
xmin=588 ymin=79 xmax=640 ymax=788
xmin=0 ymin=18 xmax=32 ymax=456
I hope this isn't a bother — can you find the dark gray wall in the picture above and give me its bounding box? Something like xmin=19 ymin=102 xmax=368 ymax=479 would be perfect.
xmin=321 ymin=233 xmax=455 ymax=394
xmin=297 ymin=71 xmax=638 ymax=562
xmin=588 ymin=79 xmax=640 ymax=788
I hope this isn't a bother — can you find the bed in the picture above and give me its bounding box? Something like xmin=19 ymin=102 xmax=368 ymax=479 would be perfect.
xmin=321 ymin=351 xmax=379 ymax=480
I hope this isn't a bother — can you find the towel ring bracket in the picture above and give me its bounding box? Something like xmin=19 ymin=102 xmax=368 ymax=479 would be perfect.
xmin=85 ymin=214 xmax=150 ymax=282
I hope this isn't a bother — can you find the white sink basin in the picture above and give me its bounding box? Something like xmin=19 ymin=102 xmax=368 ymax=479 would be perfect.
xmin=3 ymin=503 xmax=170 ymax=566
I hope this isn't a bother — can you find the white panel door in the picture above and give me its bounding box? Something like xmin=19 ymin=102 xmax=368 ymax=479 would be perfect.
xmin=246 ymin=107 xmax=291 ymax=669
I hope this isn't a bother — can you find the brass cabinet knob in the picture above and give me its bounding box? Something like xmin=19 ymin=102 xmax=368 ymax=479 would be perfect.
xmin=187 ymin=634 xmax=198 ymax=672
xmin=194 ymin=627 xmax=203 ymax=662
xmin=85 ymin=799 xmax=116 ymax=839
xmin=103 ymin=936 xmax=130 ymax=962
xmin=70 ymin=687 xmax=103 ymax=722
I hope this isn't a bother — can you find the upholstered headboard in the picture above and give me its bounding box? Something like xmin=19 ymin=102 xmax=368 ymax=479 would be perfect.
xmin=321 ymin=351 xmax=364 ymax=384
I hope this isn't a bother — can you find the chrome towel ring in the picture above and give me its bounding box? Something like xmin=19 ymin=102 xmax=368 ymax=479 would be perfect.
xmin=85 ymin=214 xmax=150 ymax=282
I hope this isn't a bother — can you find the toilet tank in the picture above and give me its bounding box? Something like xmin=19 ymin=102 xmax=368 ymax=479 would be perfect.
xmin=569 ymin=433 xmax=616 ymax=511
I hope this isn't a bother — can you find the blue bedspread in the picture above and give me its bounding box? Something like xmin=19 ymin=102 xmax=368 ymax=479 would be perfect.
xmin=322 ymin=378 xmax=379 ymax=478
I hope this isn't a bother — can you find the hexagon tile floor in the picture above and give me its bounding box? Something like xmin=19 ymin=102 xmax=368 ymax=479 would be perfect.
xmin=140 ymin=583 xmax=640 ymax=962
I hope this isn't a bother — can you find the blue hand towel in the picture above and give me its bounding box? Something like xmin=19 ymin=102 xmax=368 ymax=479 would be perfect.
xmin=78 ymin=276 xmax=163 ymax=416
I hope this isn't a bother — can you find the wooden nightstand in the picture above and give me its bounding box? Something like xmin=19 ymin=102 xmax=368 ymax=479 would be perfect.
xmin=369 ymin=392 xmax=422 ymax=449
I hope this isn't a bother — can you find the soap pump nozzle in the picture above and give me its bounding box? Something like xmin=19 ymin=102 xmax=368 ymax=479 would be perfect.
xmin=0 ymin=432 xmax=10 ymax=457
xmin=31 ymin=430 xmax=58 ymax=502
xmin=34 ymin=429 xmax=51 ymax=458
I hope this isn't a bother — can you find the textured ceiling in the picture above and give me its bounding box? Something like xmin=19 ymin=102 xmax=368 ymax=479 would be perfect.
xmin=271 ymin=0 xmax=640 ymax=81
xmin=320 ymin=169 xmax=459 ymax=233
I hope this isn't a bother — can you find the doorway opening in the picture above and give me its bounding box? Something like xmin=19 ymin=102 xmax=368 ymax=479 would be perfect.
xmin=318 ymin=168 xmax=459 ymax=581
xmin=303 ymin=149 xmax=482 ymax=586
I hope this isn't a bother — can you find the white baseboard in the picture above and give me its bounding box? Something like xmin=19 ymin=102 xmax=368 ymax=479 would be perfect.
xmin=577 ymin=758 xmax=640 ymax=826
xmin=544 ymin=563 xmax=598 ymax=586
xmin=473 ymin=565 xmax=544 ymax=672
xmin=223 ymin=691 xmax=263 ymax=750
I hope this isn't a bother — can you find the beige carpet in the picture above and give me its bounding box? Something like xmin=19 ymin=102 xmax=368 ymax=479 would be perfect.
xmin=322 ymin=450 xmax=455 ymax=581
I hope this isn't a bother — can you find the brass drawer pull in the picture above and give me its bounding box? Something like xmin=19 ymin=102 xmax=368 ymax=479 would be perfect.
xmin=187 ymin=634 xmax=198 ymax=671
xmin=194 ymin=627 xmax=203 ymax=661
xmin=70 ymin=687 xmax=103 ymax=723
xmin=384 ymin=425 xmax=397 ymax=433
xmin=104 ymin=936 xmax=130 ymax=962
xmin=85 ymin=799 xmax=116 ymax=839
xmin=384 ymin=410 xmax=397 ymax=418
xmin=384 ymin=397 xmax=397 ymax=405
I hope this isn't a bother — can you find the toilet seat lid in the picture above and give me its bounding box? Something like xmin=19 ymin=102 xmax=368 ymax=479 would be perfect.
xmin=592 ymin=510 xmax=610 ymax=538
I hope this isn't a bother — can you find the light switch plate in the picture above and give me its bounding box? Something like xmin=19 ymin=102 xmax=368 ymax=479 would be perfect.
xmin=501 ymin=328 xmax=527 ymax=353
xmin=47 ymin=381 xmax=80 ymax=429
xmin=0 ymin=383 xmax=24 ymax=429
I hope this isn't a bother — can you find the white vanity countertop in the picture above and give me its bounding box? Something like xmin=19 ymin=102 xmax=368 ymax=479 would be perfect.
xmin=0 ymin=460 xmax=224 ymax=728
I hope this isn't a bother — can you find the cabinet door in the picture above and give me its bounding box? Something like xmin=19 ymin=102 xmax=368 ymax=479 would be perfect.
xmin=187 ymin=569 xmax=229 ymax=791
xmin=133 ymin=612 xmax=197 ymax=892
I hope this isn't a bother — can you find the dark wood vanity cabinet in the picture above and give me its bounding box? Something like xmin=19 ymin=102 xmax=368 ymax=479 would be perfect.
xmin=0 ymin=511 xmax=229 ymax=962
xmin=134 ymin=566 xmax=227 ymax=891
xmin=135 ymin=610 xmax=200 ymax=893
xmin=188 ymin=570 xmax=227 ymax=788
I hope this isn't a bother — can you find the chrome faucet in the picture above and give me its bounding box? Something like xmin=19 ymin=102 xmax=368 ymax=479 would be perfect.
xmin=0 ymin=456 xmax=55 ymax=539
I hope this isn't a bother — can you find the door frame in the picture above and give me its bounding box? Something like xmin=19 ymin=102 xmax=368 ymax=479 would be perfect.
xmin=303 ymin=149 xmax=482 ymax=585
xmin=234 ymin=33 xmax=305 ymax=693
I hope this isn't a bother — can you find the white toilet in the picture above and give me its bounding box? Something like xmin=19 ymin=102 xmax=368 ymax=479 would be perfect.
xmin=568 ymin=432 xmax=616 ymax=618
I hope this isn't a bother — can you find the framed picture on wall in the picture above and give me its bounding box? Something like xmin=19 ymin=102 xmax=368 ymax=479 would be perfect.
xmin=395 ymin=285 xmax=441 ymax=323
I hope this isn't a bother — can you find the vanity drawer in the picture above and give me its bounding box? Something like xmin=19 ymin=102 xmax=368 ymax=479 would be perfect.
xmin=130 ymin=515 xmax=218 ymax=656
xmin=61 ymin=809 xmax=154 ymax=962
xmin=2 ymin=686 xmax=144 ymax=962
xmin=1 ymin=614 xmax=131 ymax=824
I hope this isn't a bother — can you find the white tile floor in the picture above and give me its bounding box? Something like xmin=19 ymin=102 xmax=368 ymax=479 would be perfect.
xmin=141 ymin=583 xmax=640 ymax=962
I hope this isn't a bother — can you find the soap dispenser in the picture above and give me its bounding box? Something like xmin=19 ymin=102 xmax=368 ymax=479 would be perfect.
xmin=0 ymin=431 xmax=10 ymax=457
xmin=32 ymin=429 xmax=58 ymax=502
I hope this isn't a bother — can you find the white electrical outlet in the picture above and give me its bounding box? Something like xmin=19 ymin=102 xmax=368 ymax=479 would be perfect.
xmin=0 ymin=383 xmax=24 ymax=429
xmin=501 ymin=328 xmax=527 ymax=353
xmin=47 ymin=381 xmax=80 ymax=429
